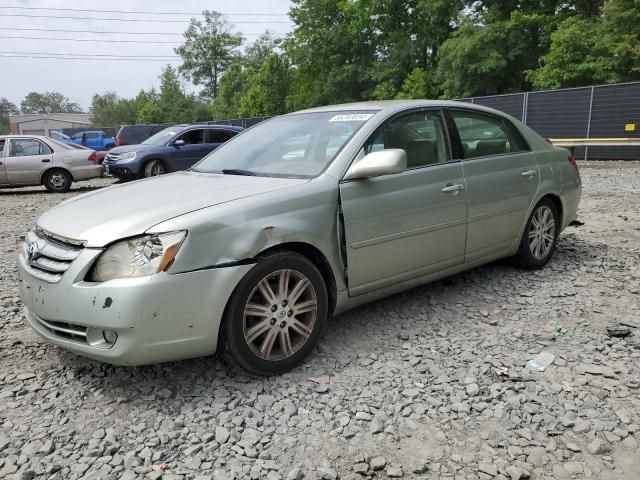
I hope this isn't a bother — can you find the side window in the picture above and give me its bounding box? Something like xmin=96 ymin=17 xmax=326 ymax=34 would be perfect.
xmin=9 ymin=139 xmax=51 ymax=157
xmin=364 ymin=110 xmax=450 ymax=168
xmin=179 ymin=129 xmax=205 ymax=144
xmin=450 ymin=111 xmax=528 ymax=159
xmin=207 ymin=130 xmax=233 ymax=143
xmin=86 ymin=132 xmax=99 ymax=140
xmin=0 ymin=139 xmax=5 ymax=153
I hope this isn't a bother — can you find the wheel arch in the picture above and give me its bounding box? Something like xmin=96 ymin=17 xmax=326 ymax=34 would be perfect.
xmin=141 ymin=157 xmax=167 ymax=176
xmin=256 ymin=242 xmax=338 ymax=316
xmin=540 ymin=193 xmax=563 ymax=224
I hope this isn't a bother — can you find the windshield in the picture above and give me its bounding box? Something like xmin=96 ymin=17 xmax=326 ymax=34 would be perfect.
xmin=192 ymin=111 xmax=377 ymax=177
xmin=141 ymin=126 xmax=182 ymax=145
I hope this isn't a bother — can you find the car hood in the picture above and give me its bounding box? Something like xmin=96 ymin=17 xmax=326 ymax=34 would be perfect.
xmin=108 ymin=144 xmax=146 ymax=154
xmin=37 ymin=171 xmax=309 ymax=247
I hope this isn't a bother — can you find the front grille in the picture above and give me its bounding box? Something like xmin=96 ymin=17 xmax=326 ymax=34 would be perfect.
xmin=34 ymin=315 xmax=88 ymax=344
xmin=21 ymin=228 xmax=84 ymax=283
xmin=103 ymin=154 xmax=118 ymax=165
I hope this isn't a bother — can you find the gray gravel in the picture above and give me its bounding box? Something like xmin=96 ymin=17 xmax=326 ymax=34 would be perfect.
xmin=1 ymin=162 xmax=639 ymax=480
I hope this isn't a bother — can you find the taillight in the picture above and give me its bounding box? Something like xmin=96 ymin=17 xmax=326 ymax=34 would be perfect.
xmin=568 ymin=155 xmax=578 ymax=171
xmin=88 ymin=152 xmax=97 ymax=162
xmin=116 ymin=137 xmax=123 ymax=146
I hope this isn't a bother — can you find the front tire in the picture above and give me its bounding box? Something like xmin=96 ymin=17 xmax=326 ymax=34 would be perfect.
xmin=224 ymin=252 xmax=328 ymax=376
xmin=43 ymin=169 xmax=72 ymax=193
xmin=513 ymin=198 xmax=559 ymax=269
xmin=143 ymin=159 xmax=165 ymax=178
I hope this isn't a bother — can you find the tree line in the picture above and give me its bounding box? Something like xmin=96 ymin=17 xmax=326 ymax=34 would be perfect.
xmin=1 ymin=0 xmax=638 ymax=132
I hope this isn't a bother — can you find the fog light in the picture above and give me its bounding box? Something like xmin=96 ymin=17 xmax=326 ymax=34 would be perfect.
xmin=86 ymin=328 xmax=117 ymax=348
xmin=102 ymin=330 xmax=117 ymax=345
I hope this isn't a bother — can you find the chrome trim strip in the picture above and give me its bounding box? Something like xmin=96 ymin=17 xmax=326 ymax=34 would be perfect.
xmin=350 ymin=218 xmax=467 ymax=249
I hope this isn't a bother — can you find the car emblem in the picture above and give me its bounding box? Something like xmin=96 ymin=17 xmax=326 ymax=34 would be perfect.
xmin=27 ymin=241 xmax=43 ymax=264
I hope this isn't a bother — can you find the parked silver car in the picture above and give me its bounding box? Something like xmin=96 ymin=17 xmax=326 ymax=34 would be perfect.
xmin=18 ymin=101 xmax=581 ymax=375
xmin=0 ymin=135 xmax=103 ymax=192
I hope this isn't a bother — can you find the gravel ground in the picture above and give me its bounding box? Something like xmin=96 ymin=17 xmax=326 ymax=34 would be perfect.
xmin=0 ymin=162 xmax=639 ymax=480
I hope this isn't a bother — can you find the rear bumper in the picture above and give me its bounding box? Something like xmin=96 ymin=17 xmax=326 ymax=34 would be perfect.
xmin=72 ymin=165 xmax=103 ymax=181
xmin=19 ymin=250 xmax=253 ymax=366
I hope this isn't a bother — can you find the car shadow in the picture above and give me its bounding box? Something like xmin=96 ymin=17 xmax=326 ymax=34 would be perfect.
xmin=46 ymin=228 xmax=597 ymax=403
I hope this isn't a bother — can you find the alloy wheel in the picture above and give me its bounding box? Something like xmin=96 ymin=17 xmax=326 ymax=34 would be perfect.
xmin=528 ymin=205 xmax=555 ymax=259
xmin=151 ymin=163 xmax=165 ymax=176
xmin=49 ymin=173 xmax=67 ymax=190
xmin=242 ymin=269 xmax=318 ymax=361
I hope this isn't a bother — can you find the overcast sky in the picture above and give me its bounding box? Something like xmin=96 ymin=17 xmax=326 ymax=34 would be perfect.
xmin=0 ymin=0 xmax=293 ymax=110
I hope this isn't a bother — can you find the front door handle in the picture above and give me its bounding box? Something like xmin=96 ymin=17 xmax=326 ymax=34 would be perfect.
xmin=42 ymin=159 xmax=51 ymax=163
xmin=521 ymin=169 xmax=536 ymax=177
xmin=442 ymin=183 xmax=464 ymax=193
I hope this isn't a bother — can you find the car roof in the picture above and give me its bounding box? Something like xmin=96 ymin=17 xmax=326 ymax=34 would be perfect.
xmin=0 ymin=134 xmax=49 ymax=140
xmin=290 ymin=99 xmax=510 ymax=118
xmin=185 ymin=123 xmax=244 ymax=132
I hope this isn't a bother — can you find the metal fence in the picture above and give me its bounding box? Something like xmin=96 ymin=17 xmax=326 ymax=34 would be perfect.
xmin=199 ymin=116 xmax=272 ymax=129
xmin=462 ymin=81 xmax=640 ymax=160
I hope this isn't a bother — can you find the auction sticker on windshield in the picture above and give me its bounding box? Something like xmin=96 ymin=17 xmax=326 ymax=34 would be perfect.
xmin=329 ymin=113 xmax=374 ymax=122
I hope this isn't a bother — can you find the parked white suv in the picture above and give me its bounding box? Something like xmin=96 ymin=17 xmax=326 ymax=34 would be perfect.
xmin=0 ymin=135 xmax=103 ymax=192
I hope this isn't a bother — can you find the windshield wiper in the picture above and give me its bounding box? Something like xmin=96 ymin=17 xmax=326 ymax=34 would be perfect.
xmin=221 ymin=169 xmax=257 ymax=176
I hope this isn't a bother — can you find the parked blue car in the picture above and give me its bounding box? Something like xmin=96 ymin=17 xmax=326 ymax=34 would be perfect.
xmin=103 ymin=124 xmax=244 ymax=179
xmin=70 ymin=130 xmax=116 ymax=151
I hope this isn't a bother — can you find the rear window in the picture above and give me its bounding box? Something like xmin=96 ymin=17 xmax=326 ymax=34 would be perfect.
xmin=47 ymin=138 xmax=75 ymax=150
xmin=207 ymin=130 xmax=234 ymax=143
xmin=118 ymin=125 xmax=156 ymax=145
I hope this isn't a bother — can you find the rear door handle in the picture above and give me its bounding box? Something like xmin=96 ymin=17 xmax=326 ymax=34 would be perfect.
xmin=521 ymin=169 xmax=536 ymax=177
xmin=442 ymin=183 xmax=464 ymax=193
xmin=42 ymin=159 xmax=51 ymax=163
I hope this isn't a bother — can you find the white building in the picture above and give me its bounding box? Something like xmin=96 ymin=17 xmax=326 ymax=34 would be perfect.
xmin=9 ymin=113 xmax=92 ymax=136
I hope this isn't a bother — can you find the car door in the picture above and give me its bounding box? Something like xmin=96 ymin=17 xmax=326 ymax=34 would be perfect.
xmin=85 ymin=132 xmax=101 ymax=150
xmin=339 ymin=109 xmax=468 ymax=296
xmin=4 ymin=138 xmax=53 ymax=185
xmin=168 ymin=128 xmax=206 ymax=171
xmin=446 ymin=109 xmax=539 ymax=261
xmin=0 ymin=139 xmax=7 ymax=185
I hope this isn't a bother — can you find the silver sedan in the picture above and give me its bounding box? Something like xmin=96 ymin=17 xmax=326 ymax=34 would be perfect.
xmin=18 ymin=101 xmax=581 ymax=375
xmin=0 ymin=135 xmax=103 ymax=192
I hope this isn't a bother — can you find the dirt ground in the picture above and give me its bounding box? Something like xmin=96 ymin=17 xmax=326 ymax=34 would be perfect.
xmin=0 ymin=161 xmax=638 ymax=480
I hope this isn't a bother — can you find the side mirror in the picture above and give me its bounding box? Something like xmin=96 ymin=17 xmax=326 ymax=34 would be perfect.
xmin=172 ymin=139 xmax=186 ymax=147
xmin=343 ymin=149 xmax=407 ymax=180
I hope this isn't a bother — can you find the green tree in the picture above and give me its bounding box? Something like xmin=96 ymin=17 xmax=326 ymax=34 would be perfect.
xmin=238 ymin=54 xmax=291 ymax=117
xmin=286 ymin=0 xmax=376 ymax=108
xmin=135 ymin=88 xmax=161 ymax=124
xmin=90 ymin=92 xmax=138 ymax=126
xmin=175 ymin=10 xmax=243 ymax=98
xmin=396 ymin=68 xmax=431 ymax=99
xmin=210 ymin=64 xmax=249 ymax=119
xmin=529 ymin=0 xmax=640 ymax=88
xmin=0 ymin=97 xmax=19 ymax=134
xmin=20 ymin=91 xmax=82 ymax=114
xmin=244 ymin=32 xmax=282 ymax=70
xmin=157 ymin=65 xmax=196 ymax=123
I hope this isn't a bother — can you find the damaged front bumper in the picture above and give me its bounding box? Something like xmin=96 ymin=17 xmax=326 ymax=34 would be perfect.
xmin=18 ymin=249 xmax=253 ymax=366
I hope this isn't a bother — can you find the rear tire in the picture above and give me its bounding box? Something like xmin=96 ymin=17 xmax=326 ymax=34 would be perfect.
xmin=223 ymin=252 xmax=328 ymax=376
xmin=513 ymin=198 xmax=559 ymax=269
xmin=43 ymin=169 xmax=72 ymax=193
xmin=144 ymin=159 xmax=165 ymax=178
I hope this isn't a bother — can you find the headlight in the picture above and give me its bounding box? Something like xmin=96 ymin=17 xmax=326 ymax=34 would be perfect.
xmin=116 ymin=152 xmax=137 ymax=161
xmin=89 ymin=231 xmax=186 ymax=282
